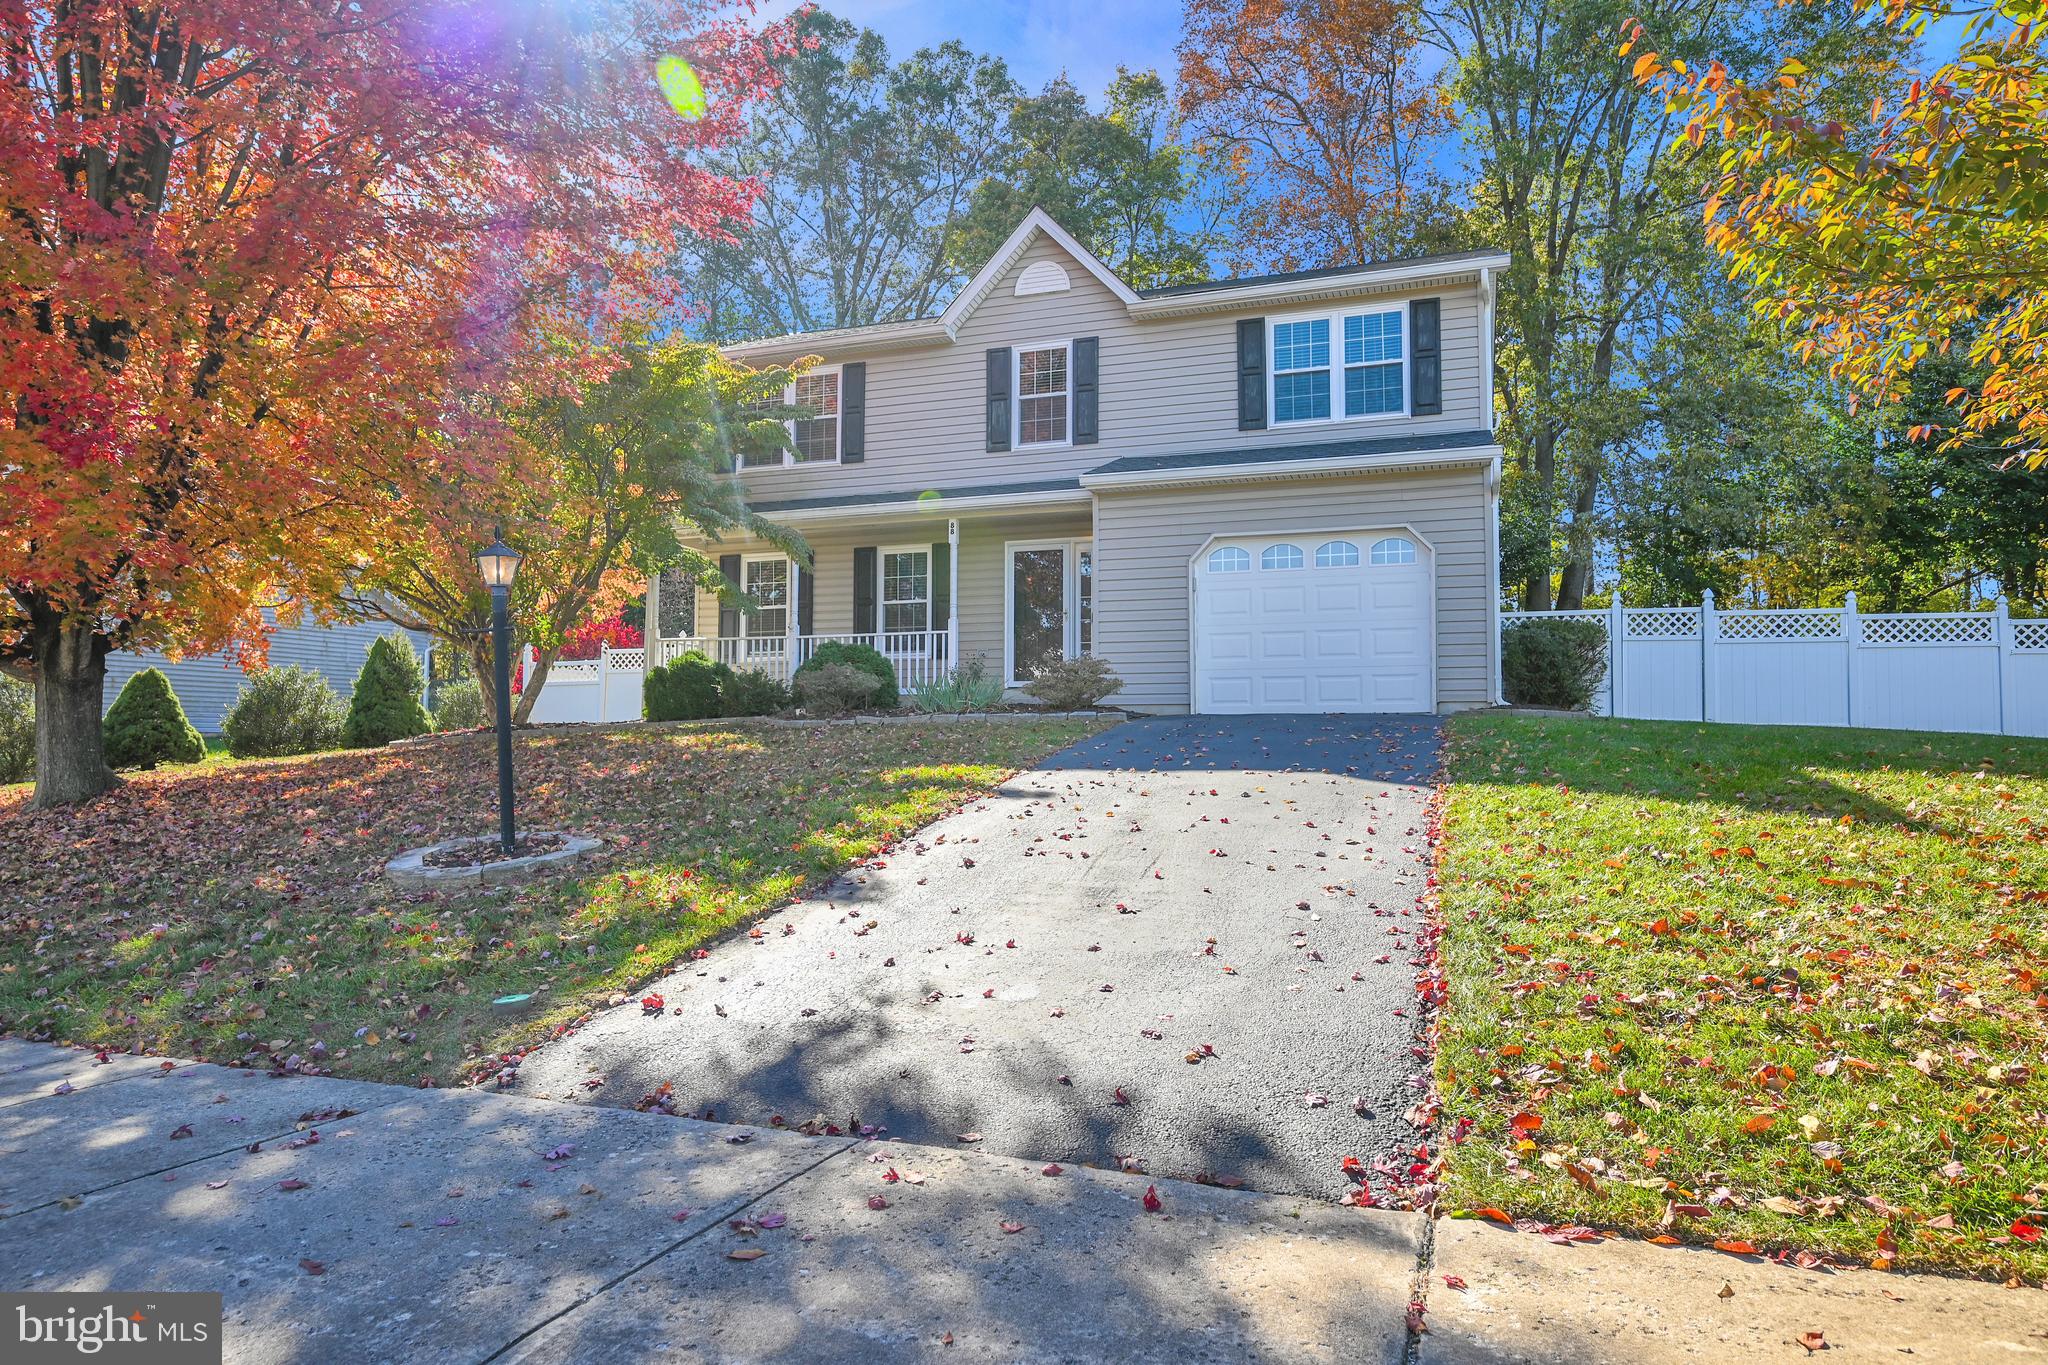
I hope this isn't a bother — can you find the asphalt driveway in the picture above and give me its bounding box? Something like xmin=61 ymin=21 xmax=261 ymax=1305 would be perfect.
xmin=517 ymin=714 xmax=1441 ymax=1200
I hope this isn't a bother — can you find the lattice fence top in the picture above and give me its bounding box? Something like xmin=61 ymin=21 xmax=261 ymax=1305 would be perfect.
xmin=1859 ymin=614 xmax=1994 ymax=646
xmin=606 ymin=649 xmax=646 ymax=669
xmin=1715 ymin=611 xmax=1843 ymax=641
xmin=551 ymin=658 xmax=602 ymax=676
xmin=2017 ymin=621 xmax=2048 ymax=652
xmin=1626 ymin=609 xmax=1699 ymax=639
xmin=1503 ymin=611 xmax=1606 ymax=626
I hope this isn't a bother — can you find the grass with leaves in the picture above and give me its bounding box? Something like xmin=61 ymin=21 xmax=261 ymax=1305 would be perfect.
xmin=1436 ymin=714 xmax=2048 ymax=1282
xmin=0 ymin=719 xmax=1105 ymax=1085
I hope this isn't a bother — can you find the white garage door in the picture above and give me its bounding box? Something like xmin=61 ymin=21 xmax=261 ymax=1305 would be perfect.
xmin=1193 ymin=532 xmax=1433 ymax=714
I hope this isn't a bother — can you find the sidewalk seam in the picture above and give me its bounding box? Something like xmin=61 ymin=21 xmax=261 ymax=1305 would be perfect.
xmin=474 ymin=1137 xmax=862 ymax=1364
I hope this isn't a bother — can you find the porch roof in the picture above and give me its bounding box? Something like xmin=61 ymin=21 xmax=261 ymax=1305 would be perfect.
xmin=1079 ymin=429 xmax=1501 ymax=491
xmin=749 ymin=478 xmax=1087 ymax=520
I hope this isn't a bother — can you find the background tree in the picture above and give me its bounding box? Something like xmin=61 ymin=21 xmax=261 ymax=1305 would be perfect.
xmin=676 ymin=8 xmax=1018 ymax=339
xmin=1178 ymin=0 xmax=1452 ymax=270
xmin=951 ymin=69 xmax=1229 ymax=288
xmin=1633 ymin=1 xmax=2048 ymax=468
xmin=355 ymin=339 xmax=805 ymax=727
xmin=0 ymin=0 xmax=784 ymax=805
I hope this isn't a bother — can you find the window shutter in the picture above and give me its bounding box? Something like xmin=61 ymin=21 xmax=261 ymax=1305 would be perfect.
xmin=930 ymin=541 xmax=951 ymax=639
xmin=717 ymin=554 xmax=741 ymax=639
xmin=798 ymin=559 xmax=815 ymax=635
xmin=1409 ymin=298 xmax=1441 ymax=416
xmin=840 ymin=362 xmax=866 ymax=462
xmin=1073 ymin=336 xmax=1099 ymax=445
xmin=985 ymin=347 xmax=1012 ymax=452
xmin=853 ymin=547 xmax=878 ymax=635
xmin=1236 ymin=319 xmax=1266 ymax=430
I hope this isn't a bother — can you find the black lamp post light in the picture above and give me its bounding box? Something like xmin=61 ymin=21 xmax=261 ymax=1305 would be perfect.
xmin=475 ymin=535 xmax=523 ymax=854
xmin=381 ymin=535 xmax=597 ymax=913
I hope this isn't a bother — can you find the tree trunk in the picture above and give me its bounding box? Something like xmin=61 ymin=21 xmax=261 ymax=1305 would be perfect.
xmin=513 ymin=646 xmax=555 ymax=726
xmin=31 ymin=618 xmax=118 ymax=807
xmin=1520 ymin=425 xmax=1558 ymax=611
xmin=467 ymin=642 xmax=501 ymax=730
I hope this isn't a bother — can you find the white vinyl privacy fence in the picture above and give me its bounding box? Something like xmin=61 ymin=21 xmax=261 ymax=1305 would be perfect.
xmin=520 ymin=645 xmax=646 ymax=725
xmin=1502 ymin=593 xmax=2048 ymax=738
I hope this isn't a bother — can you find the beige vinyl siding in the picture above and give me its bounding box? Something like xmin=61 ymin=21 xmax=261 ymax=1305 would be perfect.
xmin=735 ymin=236 xmax=1488 ymax=503
xmin=672 ymin=507 xmax=1094 ymax=683
xmin=1092 ymin=469 xmax=1497 ymax=713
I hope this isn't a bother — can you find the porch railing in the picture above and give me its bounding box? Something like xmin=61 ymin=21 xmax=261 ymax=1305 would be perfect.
xmin=651 ymin=631 xmax=953 ymax=693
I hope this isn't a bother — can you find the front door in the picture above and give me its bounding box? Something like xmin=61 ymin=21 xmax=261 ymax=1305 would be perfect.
xmin=1006 ymin=540 xmax=1091 ymax=686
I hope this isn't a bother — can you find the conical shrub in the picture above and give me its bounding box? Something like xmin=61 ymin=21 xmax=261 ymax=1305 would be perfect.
xmin=102 ymin=668 xmax=207 ymax=770
xmin=342 ymin=635 xmax=431 ymax=748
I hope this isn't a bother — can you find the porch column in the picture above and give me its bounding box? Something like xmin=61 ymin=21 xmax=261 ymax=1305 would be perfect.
xmin=787 ymin=560 xmax=801 ymax=681
xmin=947 ymin=518 xmax=961 ymax=677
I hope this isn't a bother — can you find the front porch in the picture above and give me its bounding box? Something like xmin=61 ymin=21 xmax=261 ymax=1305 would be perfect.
xmin=646 ymin=500 xmax=1096 ymax=701
xmin=650 ymin=629 xmax=953 ymax=693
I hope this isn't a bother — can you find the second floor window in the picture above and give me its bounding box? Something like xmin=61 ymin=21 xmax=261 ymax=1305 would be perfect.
xmin=1272 ymin=308 xmax=1406 ymax=424
xmin=1016 ymin=344 xmax=1069 ymax=446
xmin=741 ymin=366 xmax=840 ymax=467
xmin=791 ymin=370 xmax=839 ymax=462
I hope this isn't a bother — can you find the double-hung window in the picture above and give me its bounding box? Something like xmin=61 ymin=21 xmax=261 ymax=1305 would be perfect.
xmin=1016 ymin=343 xmax=1070 ymax=446
xmin=740 ymin=365 xmax=841 ymax=466
xmin=880 ymin=549 xmax=930 ymax=636
xmin=1271 ymin=307 xmax=1405 ymax=424
xmin=741 ymin=556 xmax=789 ymax=653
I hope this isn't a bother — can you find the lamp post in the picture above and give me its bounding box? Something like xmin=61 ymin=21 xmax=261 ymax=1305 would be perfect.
xmin=476 ymin=537 xmax=523 ymax=853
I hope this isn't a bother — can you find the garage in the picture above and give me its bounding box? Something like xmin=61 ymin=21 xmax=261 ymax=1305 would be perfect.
xmin=1191 ymin=530 xmax=1434 ymax=714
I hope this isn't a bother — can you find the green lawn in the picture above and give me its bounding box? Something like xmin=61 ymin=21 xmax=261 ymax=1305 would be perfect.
xmin=1438 ymin=714 xmax=2048 ymax=1282
xmin=0 ymin=719 xmax=1104 ymax=1083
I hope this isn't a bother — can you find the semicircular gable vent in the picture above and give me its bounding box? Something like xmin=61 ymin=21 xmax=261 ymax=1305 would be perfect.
xmin=1014 ymin=259 xmax=1072 ymax=296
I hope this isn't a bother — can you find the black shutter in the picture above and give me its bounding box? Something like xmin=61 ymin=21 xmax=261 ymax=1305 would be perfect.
xmin=1410 ymin=297 xmax=1441 ymax=416
xmin=840 ymin=362 xmax=866 ymax=462
xmin=1073 ymin=336 xmax=1099 ymax=445
xmin=717 ymin=553 xmax=741 ymax=639
xmin=853 ymin=547 xmax=878 ymax=635
xmin=798 ymin=560 xmax=815 ymax=635
xmin=985 ymin=347 xmax=1012 ymax=452
xmin=930 ymin=541 xmax=951 ymax=643
xmin=1236 ymin=318 xmax=1266 ymax=431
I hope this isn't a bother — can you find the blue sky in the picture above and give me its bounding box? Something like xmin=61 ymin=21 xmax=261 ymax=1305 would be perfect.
xmin=771 ymin=1 xmax=1970 ymax=100
xmin=763 ymin=0 xmax=1187 ymax=99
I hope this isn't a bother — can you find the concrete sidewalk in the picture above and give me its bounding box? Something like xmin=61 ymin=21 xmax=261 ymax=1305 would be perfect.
xmin=0 ymin=1041 xmax=1419 ymax=1363
xmin=2 ymin=1041 xmax=2039 ymax=1363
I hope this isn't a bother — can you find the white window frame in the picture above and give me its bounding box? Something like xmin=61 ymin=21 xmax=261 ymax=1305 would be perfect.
xmin=877 ymin=545 xmax=932 ymax=639
xmin=743 ymin=363 xmax=842 ymax=468
xmin=1003 ymin=537 xmax=1092 ymax=688
xmin=739 ymin=553 xmax=791 ymax=649
xmin=1013 ymin=340 xmax=1072 ymax=450
xmin=1268 ymin=305 xmax=1408 ymax=427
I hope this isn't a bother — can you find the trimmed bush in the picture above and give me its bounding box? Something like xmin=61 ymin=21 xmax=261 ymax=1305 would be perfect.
xmin=794 ymin=663 xmax=879 ymax=716
xmin=432 ymin=679 xmax=486 ymax=732
xmin=221 ymin=666 xmax=347 ymax=758
xmin=720 ymin=668 xmax=790 ymax=717
xmin=102 ymin=668 xmax=207 ymax=769
xmin=342 ymin=635 xmax=432 ymax=747
xmin=1502 ymin=616 xmax=1608 ymax=710
xmin=0 ymin=676 xmax=33 ymax=783
xmin=645 ymin=651 xmax=727 ymax=721
xmin=1023 ymin=655 xmax=1122 ymax=711
xmin=907 ymin=654 xmax=1005 ymax=714
xmin=791 ymin=640 xmax=897 ymax=709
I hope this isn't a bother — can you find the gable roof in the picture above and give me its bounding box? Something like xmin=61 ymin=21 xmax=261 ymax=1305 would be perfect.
xmin=720 ymin=210 xmax=1507 ymax=361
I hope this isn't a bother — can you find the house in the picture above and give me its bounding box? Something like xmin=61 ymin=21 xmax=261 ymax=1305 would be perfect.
xmin=647 ymin=208 xmax=1507 ymax=715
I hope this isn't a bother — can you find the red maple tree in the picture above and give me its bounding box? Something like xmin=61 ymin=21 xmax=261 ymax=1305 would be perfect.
xmin=0 ymin=0 xmax=790 ymax=804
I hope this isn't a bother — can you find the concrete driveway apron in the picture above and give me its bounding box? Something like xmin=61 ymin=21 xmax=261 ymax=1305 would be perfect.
xmin=516 ymin=714 xmax=1442 ymax=1200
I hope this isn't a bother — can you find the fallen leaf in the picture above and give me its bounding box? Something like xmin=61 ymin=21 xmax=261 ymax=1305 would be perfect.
xmin=1142 ymin=1185 xmax=1162 ymax=1214
xmin=727 ymin=1248 xmax=766 ymax=1261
